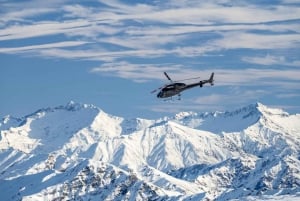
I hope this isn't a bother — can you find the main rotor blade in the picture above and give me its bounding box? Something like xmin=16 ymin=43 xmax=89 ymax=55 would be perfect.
xmin=176 ymin=76 xmax=201 ymax=82
xmin=150 ymin=86 xmax=163 ymax=93
xmin=151 ymin=89 xmax=158 ymax=94
xmin=164 ymin=72 xmax=172 ymax=82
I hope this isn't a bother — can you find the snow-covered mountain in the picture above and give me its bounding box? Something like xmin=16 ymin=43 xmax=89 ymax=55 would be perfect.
xmin=1 ymin=102 xmax=300 ymax=201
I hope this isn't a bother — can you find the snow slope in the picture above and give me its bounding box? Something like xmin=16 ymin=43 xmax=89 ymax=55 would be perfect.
xmin=0 ymin=102 xmax=299 ymax=200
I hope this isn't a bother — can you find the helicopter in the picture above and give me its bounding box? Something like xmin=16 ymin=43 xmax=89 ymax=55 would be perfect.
xmin=151 ymin=72 xmax=214 ymax=100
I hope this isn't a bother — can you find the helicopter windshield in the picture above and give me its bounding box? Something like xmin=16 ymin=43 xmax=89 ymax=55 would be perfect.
xmin=163 ymin=83 xmax=186 ymax=91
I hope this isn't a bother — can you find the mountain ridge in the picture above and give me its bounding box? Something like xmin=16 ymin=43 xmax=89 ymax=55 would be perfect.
xmin=0 ymin=102 xmax=300 ymax=200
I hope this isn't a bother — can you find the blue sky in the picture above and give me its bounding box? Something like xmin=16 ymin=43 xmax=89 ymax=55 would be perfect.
xmin=1 ymin=0 xmax=300 ymax=119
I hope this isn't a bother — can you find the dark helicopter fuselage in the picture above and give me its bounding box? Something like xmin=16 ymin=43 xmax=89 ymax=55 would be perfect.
xmin=157 ymin=82 xmax=201 ymax=98
xmin=153 ymin=72 xmax=214 ymax=99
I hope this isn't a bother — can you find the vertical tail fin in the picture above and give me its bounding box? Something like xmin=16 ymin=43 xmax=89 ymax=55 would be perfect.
xmin=209 ymin=72 xmax=214 ymax=85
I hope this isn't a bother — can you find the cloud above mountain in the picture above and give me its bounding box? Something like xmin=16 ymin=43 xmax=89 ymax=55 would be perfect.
xmin=1 ymin=1 xmax=299 ymax=70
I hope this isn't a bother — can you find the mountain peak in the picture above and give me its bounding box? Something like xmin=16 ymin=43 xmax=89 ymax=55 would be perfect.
xmin=63 ymin=100 xmax=99 ymax=112
xmin=255 ymin=102 xmax=289 ymax=117
xmin=0 ymin=115 xmax=22 ymax=130
xmin=172 ymin=103 xmax=263 ymax=133
xmin=23 ymin=101 xmax=102 ymax=120
xmin=171 ymin=102 xmax=292 ymax=134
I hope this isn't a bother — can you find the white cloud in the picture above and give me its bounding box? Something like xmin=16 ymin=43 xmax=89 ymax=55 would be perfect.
xmin=192 ymin=89 xmax=268 ymax=105
xmin=98 ymin=34 xmax=187 ymax=50
xmin=94 ymin=3 xmax=300 ymax=25
xmin=0 ymin=0 xmax=299 ymax=64
xmin=0 ymin=41 xmax=90 ymax=53
xmin=211 ymin=68 xmax=300 ymax=88
xmin=90 ymin=61 xmax=183 ymax=81
xmin=1 ymin=1 xmax=300 ymax=39
xmin=63 ymin=4 xmax=94 ymax=18
xmin=0 ymin=8 xmax=55 ymax=22
xmin=1 ymin=1 xmax=300 ymax=85
xmin=276 ymin=93 xmax=300 ymax=98
xmin=0 ymin=20 xmax=92 ymax=41
xmin=1 ymin=19 xmax=298 ymax=62
xmin=242 ymin=55 xmax=300 ymax=67
xmin=38 ymin=48 xmax=174 ymax=61
xmin=243 ymin=55 xmax=285 ymax=66
xmin=214 ymin=32 xmax=300 ymax=50
xmin=98 ymin=0 xmax=155 ymax=14
xmin=0 ymin=0 xmax=68 ymax=22
xmin=125 ymin=23 xmax=300 ymax=37
xmin=281 ymin=0 xmax=300 ymax=4
xmin=90 ymin=61 xmax=300 ymax=89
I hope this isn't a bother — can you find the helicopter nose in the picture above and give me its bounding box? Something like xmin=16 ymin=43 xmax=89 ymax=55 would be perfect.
xmin=157 ymin=92 xmax=162 ymax=98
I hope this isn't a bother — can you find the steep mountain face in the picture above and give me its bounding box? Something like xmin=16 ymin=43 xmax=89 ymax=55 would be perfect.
xmin=0 ymin=102 xmax=300 ymax=201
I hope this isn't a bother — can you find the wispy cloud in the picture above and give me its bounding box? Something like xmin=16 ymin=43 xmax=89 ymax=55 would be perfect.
xmin=0 ymin=1 xmax=299 ymax=64
xmin=281 ymin=0 xmax=300 ymax=4
xmin=90 ymin=61 xmax=183 ymax=82
xmin=90 ymin=61 xmax=300 ymax=89
xmin=0 ymin=20 xmax=92 ymax=41
xmin=242 ymin=54 xmax=300 ymax=67
xmin=0 ymin=41 xmax=89 ymax=53
xmin=1 ymin=0 xmax=299 ymax=117
xmin=125 ymin=23 xmax=300 ymax=37
xmin=214 ymin=32 xmax=300 ymax=50
xmin=192 ymin=90 xmax=267 ymax=105
xmin=63 ymin=4 xmax=94 ymax=18
xmin=0 ymin=0 xmax=68 ymax=23
xmin=0 ymin=8 xmax=55 ymax=23
xmin=94 ymin=2 xmax=300 ymax=24
xmin=1 ymin=1 xmax=300 ymax=86
xmin=276 ymin=93 xmax=300 ymax=98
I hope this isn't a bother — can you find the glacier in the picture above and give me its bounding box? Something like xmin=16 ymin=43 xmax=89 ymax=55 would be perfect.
xmin=0 ymin=102 xmax=300 ymax=200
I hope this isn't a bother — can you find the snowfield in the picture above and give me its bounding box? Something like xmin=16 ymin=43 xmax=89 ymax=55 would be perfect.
xmin=0 ymin=102 xmax=299 ymax=200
